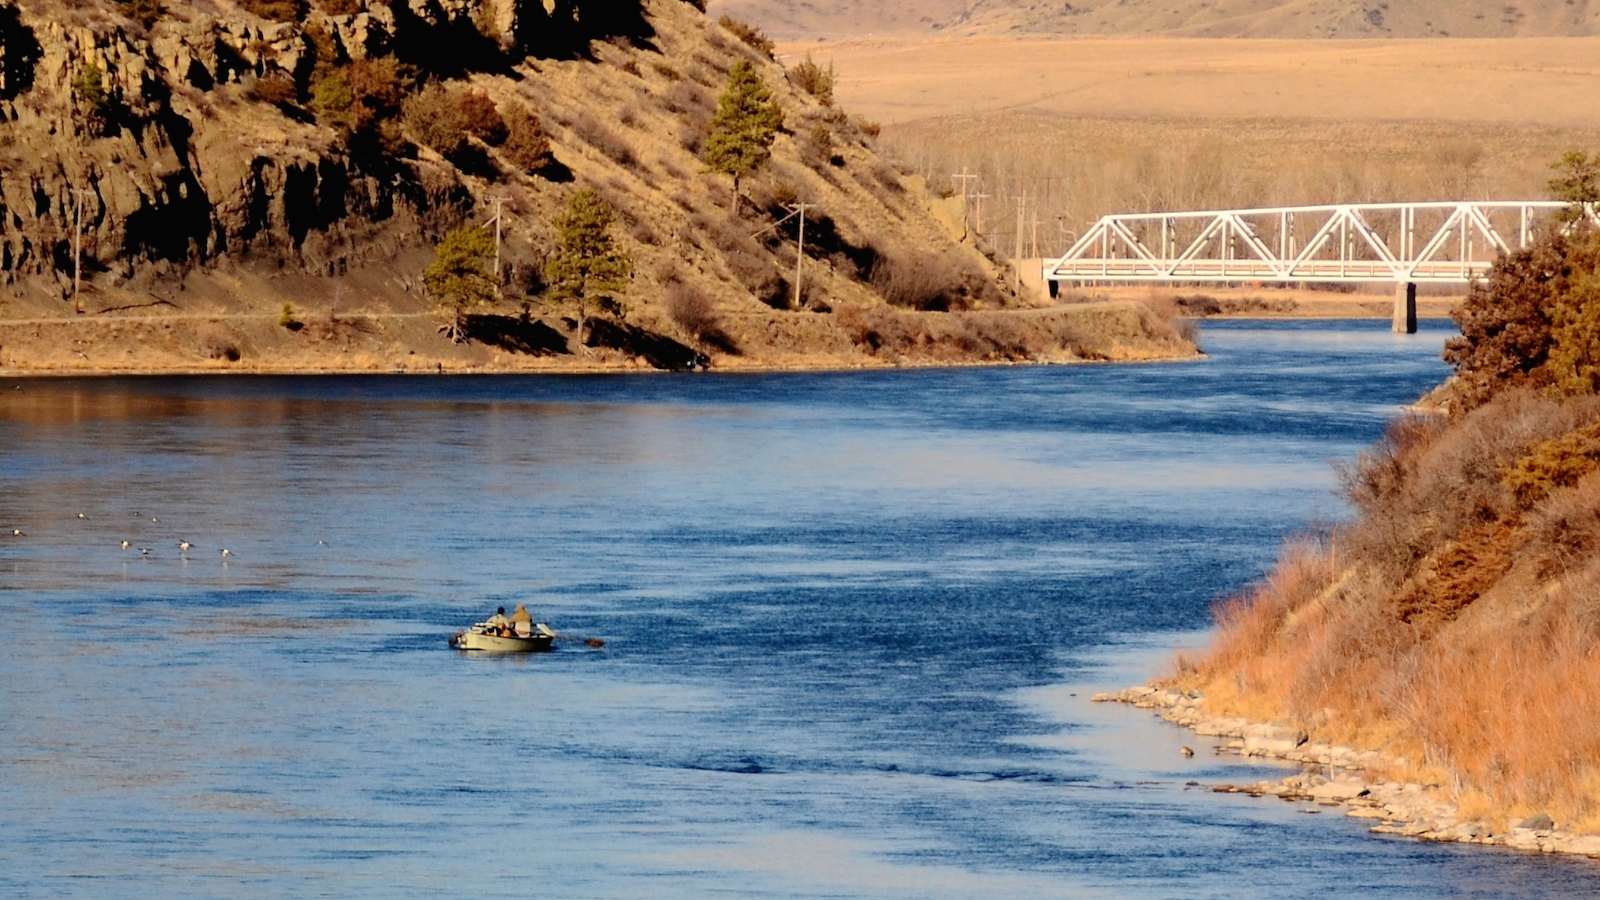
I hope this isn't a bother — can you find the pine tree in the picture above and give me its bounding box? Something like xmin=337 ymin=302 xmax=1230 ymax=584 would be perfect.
xmin=546 ymin=189 xmax=632 ymax=354
xmin=424 ymin=225 xmax=498 ymax=342
xmin=702 ymin=60 xmax=783 ymax=213
xmin=1550 ymin=150 xmax=1600 ymax=221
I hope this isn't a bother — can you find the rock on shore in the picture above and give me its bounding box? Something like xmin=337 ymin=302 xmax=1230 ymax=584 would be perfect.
xmin=1094 ymin=685 xmax=1600 ymax=859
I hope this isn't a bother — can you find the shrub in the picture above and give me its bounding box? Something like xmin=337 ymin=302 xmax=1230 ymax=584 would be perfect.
xmin=570 ymin=113 xmax=636 ymax=167
xmin=1445 ymin=232 xmax=1567 ymax=410
xmin=788 ymin=55 xmax=834 ymax=105
xmin=663 ymin=80 xmax=710 ymax=117
xmin=403 ymin=83 xmax=471 ymax=156
xmin=870 ymin=251 xmax=975 ymax=311
xmin=319 ymin=0 xmax=364 ymax=14
xmin=801 ymin=124 xmax=834 ymax=170
xmin=1548 ymin=263 xmax=1600 ymax=397
xmin=248 ymin=75 xmax=299 ymax=107
xmin=652 ymin=62 xmax=681 ymax=81
xmin=199 ymin=325 xmax=242 ymax=361
xmin=72 ymin=62 xmax=112 ymax=127
xmin=459 ymin=89 xmax=508 ymax=145
xmin=279 ymin=302 xmax=303 ymax=331
xmin=834 ymin=306 xmax=1091 ymax=361
xmin=717 ymin=15 xmax=774 ymax=59
xmin=1503 ymin=417 xmax=1600 ymax=507
xmin=240 ymin=0 xmax=307 ymax=22
xmin=115 ymin=0 xmax=165 ymax=28
xmin=311 ymin=56 xmax=412 ymax=147
xmin=500 ymin=105 xmax=553 ymax=174
xmin=1445 ymin=228 xmax=1600 ymax=412
xmin=665 ymin=280 xmax=732 ymax=350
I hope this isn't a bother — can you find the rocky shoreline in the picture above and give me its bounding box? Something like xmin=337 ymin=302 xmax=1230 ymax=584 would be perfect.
xmin=1095 ymin=685 xmax=1600 ymax=860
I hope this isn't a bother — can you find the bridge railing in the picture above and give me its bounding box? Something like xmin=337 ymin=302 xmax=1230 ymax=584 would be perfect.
xmin=1044 ymin=201 xmax=1600 ymax=285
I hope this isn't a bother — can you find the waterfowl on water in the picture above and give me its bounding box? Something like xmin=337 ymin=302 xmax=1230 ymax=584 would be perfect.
xmin=120 ymin=540 xmax=131 ymax=550
xmin=10 ymin=529 xmax=23 ymax=537
xmin=178 ymin=541 xmax=192 ymax=552
xmin=76 ymin=513 xmax=87 ymax=520
xmin=220 ymin=548 xmax=232 ymax=557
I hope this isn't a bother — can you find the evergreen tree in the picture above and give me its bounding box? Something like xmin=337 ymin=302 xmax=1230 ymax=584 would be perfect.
xmin=546 ymin=189 xmax=632 ymax=353
xmin=1550 ymin=150 xmax=1600 ymax=221
xmin=424 ymin=226 xmax=498 ymax=342
xmin=702 ymin=60 xmax=783 ymax=212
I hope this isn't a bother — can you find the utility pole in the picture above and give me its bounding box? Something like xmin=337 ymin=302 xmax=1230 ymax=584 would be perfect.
xmin=787 ymin=200 xmax=810 ymax=310
xmin=1030 ymin=211 xmax=1040 ymax=259
xmin=491 ymin=196 xmax=504 ymax=281
xmin=951 ymin=167 xmax=978 ymax=242
xmin=971 ymin=192 xmax=988 ymax=237
xmin=1015 ymin=193 xmax=1027 ymax=257
xmin=1014 ymin=192 xmax=1027 ymax=289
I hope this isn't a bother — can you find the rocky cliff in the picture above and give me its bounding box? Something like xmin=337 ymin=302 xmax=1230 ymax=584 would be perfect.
xmin=0 ymin=0 xmax=1198 ymax=373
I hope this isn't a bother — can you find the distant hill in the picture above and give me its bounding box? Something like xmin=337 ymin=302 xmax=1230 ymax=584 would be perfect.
xmin=709 ymin=0 xmax=1600 ymax=40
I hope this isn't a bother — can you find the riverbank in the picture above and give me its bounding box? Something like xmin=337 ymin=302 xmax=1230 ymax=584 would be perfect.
xmin=0 ymin=300 xmax=1199 ymax=376
xmin=1073 ymin=286 xmax=1463 ymax=320
xmin=1095 ymin=686 xmax=1600 ymax=860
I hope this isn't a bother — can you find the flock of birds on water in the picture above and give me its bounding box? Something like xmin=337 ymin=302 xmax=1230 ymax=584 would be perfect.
xmin=6 ymin=510 xmax=242 ymax=560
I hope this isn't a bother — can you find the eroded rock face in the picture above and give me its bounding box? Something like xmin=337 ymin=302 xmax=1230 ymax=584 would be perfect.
xmin=0 ymin=0 xmax=538 ymax=297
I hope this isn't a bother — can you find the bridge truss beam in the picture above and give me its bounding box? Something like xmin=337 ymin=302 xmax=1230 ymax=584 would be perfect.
xmin=1044 ymin=202 xmax=1600 ymax=285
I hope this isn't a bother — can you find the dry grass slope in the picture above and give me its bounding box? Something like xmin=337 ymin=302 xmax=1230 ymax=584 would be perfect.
xmin=1175 ymin=230 xmax=1600 ymax=833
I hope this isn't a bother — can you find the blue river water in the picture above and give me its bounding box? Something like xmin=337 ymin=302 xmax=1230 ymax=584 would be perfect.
xmin=2 ymin=319 xmax=1596 ymax=897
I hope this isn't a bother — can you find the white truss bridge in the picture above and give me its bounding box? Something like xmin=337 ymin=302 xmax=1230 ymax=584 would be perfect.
xmin=1044 ymin=201 xmax=1600 ymax=286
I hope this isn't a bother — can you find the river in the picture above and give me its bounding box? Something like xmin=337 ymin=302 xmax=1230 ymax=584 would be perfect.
xmin=2 ymin=319 xmax=1594 ymax=897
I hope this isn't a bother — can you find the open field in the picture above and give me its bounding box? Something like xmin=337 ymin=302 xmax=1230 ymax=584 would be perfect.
xmin=783 ymin=37 xmax=1600 ymax=260
xmin=795 ymin=37 xmax=1600 ymax=127
xmin=717 ymin=0 xmax=1600 ymax=40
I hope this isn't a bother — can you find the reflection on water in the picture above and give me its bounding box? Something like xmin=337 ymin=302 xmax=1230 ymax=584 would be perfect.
xmin=2 ymin=320 xmax=1595 ymax=897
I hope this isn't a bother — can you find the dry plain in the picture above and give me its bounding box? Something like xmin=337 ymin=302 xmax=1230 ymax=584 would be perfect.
xmin=715 ymin=0 xmax=1600 ymax=41
xmin=783 ymin=36 xmax=1600 ymax=275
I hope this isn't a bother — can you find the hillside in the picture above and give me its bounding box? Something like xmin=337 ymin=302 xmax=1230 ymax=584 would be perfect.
xmin=710 ymin=0 xmax=1600 ymax=40
xmin=0 ymin=0 xmax=1196 ymax=374
xmin=1173 ymin=225 xmax=1600 ymax=836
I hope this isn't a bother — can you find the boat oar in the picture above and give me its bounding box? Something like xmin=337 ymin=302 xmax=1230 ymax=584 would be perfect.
xmin=530 ymin=623 xmax=603 ymax=647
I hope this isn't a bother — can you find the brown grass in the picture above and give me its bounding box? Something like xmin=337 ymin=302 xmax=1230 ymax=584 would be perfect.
xmin=567 ymin=112 xmax=637 ymax=168
xmin=835 ymin=305 xmax=1120 ymax=361
xmin=1184 ymin=391 xmax=1600 ymax=830
xmin=786 ymin=36 xmax=1600 ymax=260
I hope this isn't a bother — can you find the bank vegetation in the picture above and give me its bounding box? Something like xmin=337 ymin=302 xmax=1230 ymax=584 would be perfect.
xmin=1175 ymin=211 xmax=1600 ymax=832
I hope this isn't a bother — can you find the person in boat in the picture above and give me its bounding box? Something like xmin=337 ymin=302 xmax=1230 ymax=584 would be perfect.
xmin=509 ymin=603 xmax=533 ymax=638
xmin=485 ymin=606 xmax=511 ymax=635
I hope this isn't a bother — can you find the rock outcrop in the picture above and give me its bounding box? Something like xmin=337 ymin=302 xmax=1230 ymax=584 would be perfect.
xmin=1096 ymin=686 xmax=1600 ymax=859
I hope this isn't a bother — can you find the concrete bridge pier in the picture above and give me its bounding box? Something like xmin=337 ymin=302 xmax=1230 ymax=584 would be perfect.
xmin=1393 ymin=282 xmax=1417 ymax=334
